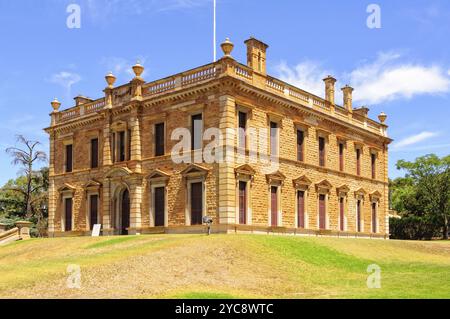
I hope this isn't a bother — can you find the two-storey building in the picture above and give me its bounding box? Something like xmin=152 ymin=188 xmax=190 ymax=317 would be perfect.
xmin=45 ymin=37 xmax=392 ymax=238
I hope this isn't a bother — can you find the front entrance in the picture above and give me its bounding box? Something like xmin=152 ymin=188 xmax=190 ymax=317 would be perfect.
xmin=121 ymin=189 xmax=130 ymax=235
xmin=191 ymin=182 xmax=203 ymax=225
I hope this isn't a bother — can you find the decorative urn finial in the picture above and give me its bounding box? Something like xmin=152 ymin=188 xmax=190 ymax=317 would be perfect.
xmin=378 ymin=112 xmax=387 ymax=124
xmin=221 ymin=38 xmax=234 ymax=57
xmin=105 ymin=71 xmax=116 ymax=88
xmin=132 ymin=60 xmax=145 ymax=78
xmin=51 ymin=98 xmax=61 ymax=112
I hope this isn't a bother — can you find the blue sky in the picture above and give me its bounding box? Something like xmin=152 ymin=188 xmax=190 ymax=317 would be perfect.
xmin=0 ymin=0 xmax=449 ymax=184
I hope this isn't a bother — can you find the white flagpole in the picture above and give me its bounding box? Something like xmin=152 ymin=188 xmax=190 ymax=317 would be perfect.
xmin=213 ymin=0 xmax=217 ymax=62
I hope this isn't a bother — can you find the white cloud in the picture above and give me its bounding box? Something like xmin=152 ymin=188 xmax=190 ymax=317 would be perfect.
xmin=275 ymin=52 xmax=450 ymax=105
xmin=276 ymin=60 xmax=331 ymax=97
xmin=392 ymin=131 xmax=439 ymax=150
xmin=349 ymin=53 xmax=450 ymax=104
xmin=49 ymin=71 xmax=81 ymax=100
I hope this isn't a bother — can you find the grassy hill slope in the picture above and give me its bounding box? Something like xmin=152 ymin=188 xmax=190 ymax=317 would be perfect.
xmin=1 ymin=234 xmax=449 ymax=299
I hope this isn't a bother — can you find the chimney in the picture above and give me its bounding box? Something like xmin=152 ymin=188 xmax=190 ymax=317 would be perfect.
xmin=244 ymin=37 xmax=269 ymax=75
xmin=74 ymin=95 xmax=93 ymax=106
xmin=341 ymin=85 xmax=354 ymax=112
xmin=323 ymin=75 xmax=336 ymax=105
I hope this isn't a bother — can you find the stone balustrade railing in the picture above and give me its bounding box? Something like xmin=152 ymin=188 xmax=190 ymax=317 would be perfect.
xmin=53 ymin=59 xmax=385 ymax=136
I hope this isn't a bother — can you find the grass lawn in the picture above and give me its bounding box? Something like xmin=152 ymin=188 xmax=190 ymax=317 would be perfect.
xmin=0 ymin=234 xmax=449 ymax=299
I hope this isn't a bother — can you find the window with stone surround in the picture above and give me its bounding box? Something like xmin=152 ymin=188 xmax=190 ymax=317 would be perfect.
xmin=297 ymin=130 xmax=304 ymax=162
xmin=371 ymin=153 xmax=377 ymax=179
xmin=191 ymin=113 xmax=203 ymax=151
xmin=65 ymin=144 xmax=73 ymax=173
xmin=319 ymin=137 xmax=326 ymax=167
xmin=270 ymin=121 xmax=279 ymax=157
xmin=238 ymin=111 xmax=247 ymax=149
xmin=90 ymin=138 xmax=99 ymax=169
xmin=339 ymin=142 xmax=345 ymax=172
xmin=155 ymin=122 xmax=165 ymax=157
xmin=356 ymin=148 xmax=361 ymax=176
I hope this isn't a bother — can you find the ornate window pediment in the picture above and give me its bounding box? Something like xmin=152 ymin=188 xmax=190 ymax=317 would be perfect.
xmin=355 ymin=187 xmax=367 ymax=200
xmin=147 ymin=169 xmax=171 ymax=184
xmin=315 ymin=179 xmax=332 ymax=194
xmin=370 ymin=190 xmax=382 ymax=202
xmin=84 ymin=180 xmax=102 ymax=192
xmin=235 ymin=164 xmax=256 ymax=181
xmin=105 ymin=167 xmax=133 ymax=179
xmin=58 ymin=183 xmax=76 ymax=194
xmin=181 ymin=164 xmax=210 ymax=179
xmin=266 ymin=170 xmax=286 ymax=186
xmin=293 ymin=175 xmax=312 ymax=190
xmin=336 ymin=184 xmax=350 ymax=197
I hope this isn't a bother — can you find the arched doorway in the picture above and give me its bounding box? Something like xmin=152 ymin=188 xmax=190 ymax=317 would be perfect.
xmin=121 ymin=189 xmax=130 ymax=235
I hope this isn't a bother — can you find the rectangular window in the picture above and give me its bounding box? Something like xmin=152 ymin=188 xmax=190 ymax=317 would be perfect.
xmin=90 ymin=138 xmax=99 ymax=169
xmin=372 ymin=202 xmax=377 ymax=233
xmin=319 ymin=194 xmax=326 ymax=230
xmin=270 ymin=122 xmax=279 ymax=156
xmin=128 ymin=129 xmax=132 ymax=161
xmin=111 ymin=133 xmax=116 ymax=163
xmin=339 ymin=197 xmax=345 ymax=231
xmin=155 ymin=123 xmax=165 ymax=157
xmin=64 ymin=198 xmax=73 ymax=231
xmin=297 ymin=191 xmax=305 ymax=228
xmin=119 ymin=131 xmax=126 ymax=162
xmin=190 ymin=182 xmax=203 ymax=225
xmin=89 ymin=195 xmax=98 ymax=230
xmin=339 ymin=143 xmax=344 ymax=172
xmin=238 ymin=181 xmax=247 ymax=225
xmin=297 ymin=130 xmax=304 ymax=162
xmin=65 ymin=144 xmax=73 ymax=173
xmin=319 ymin=137 xmax=326 ymax=167
xmin=191 ymin=114 xmax=203 ymax=151
xmin=371 ymin=153 xmax=377 ymax=179
xmin=271 ymin=186 xmax=278 ymax=227
xmin=357 ymin=200 xmax=362 ymax=232
xmin=154 ymin=187 xmax=165 ymax=227
xmin=238 ymin=112 xmax=247 ymax=149
xmin=356 ymin=149 xmax=361 ymax=176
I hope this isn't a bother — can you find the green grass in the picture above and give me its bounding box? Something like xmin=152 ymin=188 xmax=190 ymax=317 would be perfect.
xmin=0 ymin=234 xmax=449 ymax=299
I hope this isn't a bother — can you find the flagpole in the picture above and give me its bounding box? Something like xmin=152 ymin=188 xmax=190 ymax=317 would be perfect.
xmin=213 ymin=0 xmax=217 ymax=62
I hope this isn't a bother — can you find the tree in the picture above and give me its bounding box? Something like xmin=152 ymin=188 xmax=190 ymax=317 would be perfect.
xmin=396 ymin=154 xmax=450 ymax=240
xmin=5 ymin=135 xmax=47 ymax=219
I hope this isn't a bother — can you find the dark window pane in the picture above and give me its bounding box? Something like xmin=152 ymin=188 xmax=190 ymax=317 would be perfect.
xmin=371 ymin=153 xmax=376 ymax=179
xmin=154 ymin=187 xmax=165 ymax=227
xmin=239 ymin=181 xmax=247 ymax=225
xmin=319 ymin=137 xmax=325 ymax=167
xmin=90 ymin=195 xmax=98 ymax=230
xmin=297 ymin=130 xmax=304 ymax=162
xmin=91 ymin=138 xmax=99 ymax=169
xmin=297 ymin=191 xmax=305 ymax=228
xmin=155 ymin=123 xmax=165 ymax=157
xmin=339 ymin=143 xmax=344 ymax=171
xmin=319 ymin=194 xmax=326 ymax=230
xmin=191 ymin=182 xmax=203 ymax=225
xmin=66 ymin=144 xmax=73 ymax=173
xmin=356 ymin=149 xmax=361 ymax=176
xmin=119 ymin=131 xmax=126 ymax=162
xmin=271 ymin=186 xmax=278 ymax=226
xmin=65 ymin=198 xmax=73 ymax=231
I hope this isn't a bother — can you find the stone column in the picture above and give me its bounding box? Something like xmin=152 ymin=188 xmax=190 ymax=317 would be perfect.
xmin=129 ymin=180 xmax=143 ymax=234
xmin=218 ymin=95 xmax=237 ymax=226
xmin=102 ymin=179 xmax=112 ymax=234
xmin=48 ymin=131 xmax=56 ymax=235
xmin=129 ymin=112 xmax=142 ymax=173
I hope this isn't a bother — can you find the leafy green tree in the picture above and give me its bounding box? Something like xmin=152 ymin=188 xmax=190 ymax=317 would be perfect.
xmin=396 ymin=154 xmax=450 ymax=240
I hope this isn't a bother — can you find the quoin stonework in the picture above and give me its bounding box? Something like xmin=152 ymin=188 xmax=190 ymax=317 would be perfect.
xmin=45 ymin=37 xmax=392 ymax=238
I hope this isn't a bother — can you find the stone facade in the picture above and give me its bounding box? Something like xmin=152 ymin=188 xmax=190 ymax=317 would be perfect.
xmin=45 ymin=37 xmax=392 ymax=238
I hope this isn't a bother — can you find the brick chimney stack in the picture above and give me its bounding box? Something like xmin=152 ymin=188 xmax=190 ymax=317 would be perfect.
xmin=245 ymin=37 xmax=269 ymax=75
xmin=323 ymin=75 xmax=337 ymax=105
xmin=342 ymin=85 xmax=354 ymax=112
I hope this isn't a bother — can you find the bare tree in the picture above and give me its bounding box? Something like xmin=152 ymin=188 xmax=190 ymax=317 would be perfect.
xmin=6 ymin=135 xmax=47 ymax=218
